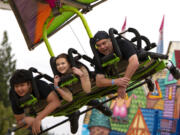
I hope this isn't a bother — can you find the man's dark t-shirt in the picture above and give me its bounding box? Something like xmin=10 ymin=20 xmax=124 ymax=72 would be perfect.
xmin=9 ymin=79 xmax=53 ymax=114
xmin=95 ymin=38 xmax=137 ymax=74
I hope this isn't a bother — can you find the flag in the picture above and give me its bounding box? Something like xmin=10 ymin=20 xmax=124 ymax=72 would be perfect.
xmin=121 ymin=17 xmax=127 ymax=37
xmin=121 ymin=17 xmax=127 ymax=32
xmin=156 ymin=15 xmax=165 ymax=54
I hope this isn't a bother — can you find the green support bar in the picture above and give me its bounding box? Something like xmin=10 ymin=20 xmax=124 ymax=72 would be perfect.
xmin=60 ymin=6 xmax=93 ymax=38
xmin=43 ymin=15 xmax=55 ymax=57
xmin=42 ymin=6 xmax=93 ymax=57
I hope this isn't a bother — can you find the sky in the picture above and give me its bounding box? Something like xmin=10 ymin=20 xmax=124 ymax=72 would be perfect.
xmin=0 ymin=0 xmax=180 ymax=134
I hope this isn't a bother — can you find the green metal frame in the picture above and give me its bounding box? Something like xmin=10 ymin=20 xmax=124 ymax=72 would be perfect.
xmin=43 ymin=14 xmax=55 ymax=57
xmin=51 ymin=58 xmax=167 ymax=116
xmin=102 ymin=53 xmax=120 ymax=67
xmin=41 ymin=5 xmax=169 ymax=117
xmin=132 ymin=59 xmax=166 ymax=80
xmin=20 ymin=95 xmax=38 ymax=108
xmin=102 ymin=56 xmax=167 ymax=81
xmin=60 ymin=6 xmax=93 ymax=38
xmin=60 ymin=75 xmax=79 ymax=87
xmin=42 ymin=6 xmax=93 ymax=57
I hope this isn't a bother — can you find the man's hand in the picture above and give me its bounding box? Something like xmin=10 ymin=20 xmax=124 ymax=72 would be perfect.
xmin=115 ymin=77 xmax=130 ymax=87
xmin=32 ymin=117 xmax=42 ymax=135
xmin=115 ymin=77 xmax=130 ymax=98
xmin=24 ymin=116 xmax=35 ymax=128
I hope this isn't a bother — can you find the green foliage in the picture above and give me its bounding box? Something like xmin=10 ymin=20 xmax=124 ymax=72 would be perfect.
xmin=0 ymin=101 xmax=14 ymax=135
xmin=0 ymin=101 xmax=49 ymax=135
xmin=0 ymin=31 xmax=16 ymax=107
xmin=0 ymin=32 xmax=28 ymax=135
xmin=0 ymin=31 xmax=52 ymax=135
xmin=15 ymin=128 xmax=32 ymax=135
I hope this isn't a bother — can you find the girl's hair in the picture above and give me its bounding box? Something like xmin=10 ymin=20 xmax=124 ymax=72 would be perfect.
xmin=55 ymin=53 xmax=85 ymax=76
xmin=55 ymin=53 xmax=71 ymax=66
xmin=55 ymin=53 xmax=72 ymax=76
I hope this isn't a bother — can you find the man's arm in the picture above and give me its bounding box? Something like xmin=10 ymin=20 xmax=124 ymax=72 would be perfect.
xmin=36 ymin=91 xmax=60 ymax=120
xmin=124 ymin=54 xmax=139 ymax=79
xmin=32 ymin=91 xmax=61 ymax=134
xmin=14 ymin=113 xmax=35 ymax=129
xmin=96 ymin=74 xmax=114 ymax=87
xmin=14 ymin=113 xmax=25 ymax=126
xmin=115 ymin=54 xmax=139 ymax=96
xmin=96 ymin=74 xmax=129 ymax=87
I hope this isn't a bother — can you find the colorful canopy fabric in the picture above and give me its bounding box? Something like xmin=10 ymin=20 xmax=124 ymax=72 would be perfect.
xmin=8 ymin=0 xmax=98 ymax=50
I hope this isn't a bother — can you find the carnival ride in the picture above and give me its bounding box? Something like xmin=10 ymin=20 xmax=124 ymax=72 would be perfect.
xmin=6 ymin=0 xmax=180 ymax=134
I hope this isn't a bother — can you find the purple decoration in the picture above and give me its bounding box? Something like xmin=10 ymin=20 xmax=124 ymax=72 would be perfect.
xmin=168 ymin=73 xmax=174 ymax=81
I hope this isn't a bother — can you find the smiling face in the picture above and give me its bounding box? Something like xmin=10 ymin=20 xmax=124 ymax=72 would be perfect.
xmin=56 ymin=57 xmax=70 ymax=74
xmin=96 ymin=38 xmax=113 ymax=55
xmin=14 ymin=82 xmax=31 ymax=97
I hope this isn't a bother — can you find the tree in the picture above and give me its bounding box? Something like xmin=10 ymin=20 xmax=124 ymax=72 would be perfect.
xmin=0 ymin=101 xmax=32 ymax=135
xmin=0 ymin=31 xmax=16 ymax=107
xmin=0 ymin=32 xmax=54 ymax=135
xmin=0 ymin=101 xmax=14 ymax=135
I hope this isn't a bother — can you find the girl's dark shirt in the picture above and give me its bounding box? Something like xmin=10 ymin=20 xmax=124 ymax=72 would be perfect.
xmin=9 ymin=79 xmax=53 ymax=114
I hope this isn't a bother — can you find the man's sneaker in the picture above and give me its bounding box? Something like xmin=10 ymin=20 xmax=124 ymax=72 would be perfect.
xmin=69 ymin=110 xmax=80 ymax=134
xmin=87 ymin=100 xmax=112 ymax=117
